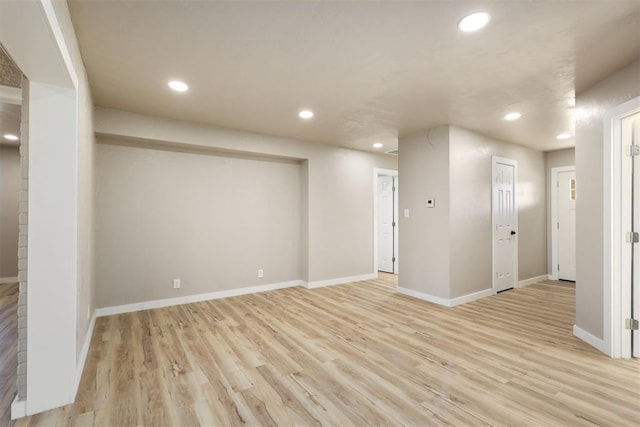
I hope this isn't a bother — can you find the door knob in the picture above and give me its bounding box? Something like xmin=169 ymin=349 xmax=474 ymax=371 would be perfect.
xmin=510 ymin=230 xmax=516 ymax=235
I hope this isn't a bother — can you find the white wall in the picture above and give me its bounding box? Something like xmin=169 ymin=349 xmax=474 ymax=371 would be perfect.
xmin=398 ymin=125 xmax=547 ymax=302
xmin=545 ymin=148 xmax=575 ymax=274
xmin=0 ymin=0 xmax=96 ymax=415
xmin=96 ymin=142 xmax=302 ymax=307
xmin=575 ymin=60 xmax=640 ymax=340
xmin=0 ymin=146 xmax=20 ymax=278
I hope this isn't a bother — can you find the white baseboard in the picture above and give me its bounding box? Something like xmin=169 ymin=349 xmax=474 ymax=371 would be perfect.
xmin=449 ymin=288 xmax=495 ymax=306
xmin=11 ymin=396 xmax=26 ymax=419
xmin=517 ymin=274 xmax=550 ymax=288
xmin=0 ymin=276 xmax=18 ymax=284
xmin=303 ymin=273 xmax=377 ymax=289
xmin=398 ymin=286 xmax=495 ymax=307
xmin=96 ymin=280 xmax=303 ymax=317
xmin=573 ymin=325 xmax=608 ymax=355
xmin=396 ymin=287 xmax=450 ymax=307
xmin=74 ymin=311 xmax=97 ymax=395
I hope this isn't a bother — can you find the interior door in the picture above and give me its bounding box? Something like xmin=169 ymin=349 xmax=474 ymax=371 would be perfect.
xmin=493 ymin=159 xmax=517 ymax=292
xmin=378 ymin=175 xmax=394 ymax=273
xmin=393 ymin=177 xmax=399 ymax=273
xmin=627 ymin=113 xmax=640 ymax=357
xmin=558 ymin=170 xmax=576 ymax=281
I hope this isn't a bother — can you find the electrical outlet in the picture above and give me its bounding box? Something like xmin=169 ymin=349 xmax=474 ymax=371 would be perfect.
xmin=173 ymin=279 xmax=181 ymax=289
xmin=257 ymin=269 xmax=264 ymax=278
xmin=426 ymin=199 xmax=435 ymax=208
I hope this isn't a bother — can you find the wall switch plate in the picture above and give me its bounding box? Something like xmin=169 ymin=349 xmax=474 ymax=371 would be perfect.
xmin=404 ymin=209 xmax=410 ymax=218
xmin=173 ymin=279 xmax=181 ymax=289
xmin=258 ymin=269 xmax=264 ymax=278
xmin=426 ymin=199 xmax=435 ymax=208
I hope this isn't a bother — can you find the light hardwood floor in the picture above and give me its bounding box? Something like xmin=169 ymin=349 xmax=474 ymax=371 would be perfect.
xmin=0 ymin=282 xmax=18 ymax=426
xmin=7 ymin=277 xmax=640 ymax=426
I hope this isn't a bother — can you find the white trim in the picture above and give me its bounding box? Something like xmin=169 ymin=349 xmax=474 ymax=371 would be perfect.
xmin=492 ymin=156 xmax=518 ymax=293
xmin=603 ymin=95 xmax=640 ymax=358
xmin=573 ymin=325 xmax=608 ymax=355
xmin=397 ymin=287 xmax=494 ymax=307
xmin=96 ymin=280 xmax=303 ymax=317
xmin=0 ymin=276 xmax=19 ymax=284
xmin=517 ymin=274 xmax=550 ymax=288
xmin=304 ymin=273 xmax=377 ymax=290
xmin=397 ymin=287 xmax=450 ymax=306
xmin=0 ymin=85 xmax=22 ymax=105
xmin=74 ymin=311 xmax=96 ymax=395
xmin=550 ymin=166 xmax=576 ymax=280
xmin=373 ymin=168 xmax=398 ymax=274
xmin=11 ymin=397 xmax=26 ymax=420
xmin=449 ymin=288 xmax=495 ymax=306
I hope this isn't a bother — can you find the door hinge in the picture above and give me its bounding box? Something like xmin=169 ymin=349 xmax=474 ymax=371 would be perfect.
xmin=626 ymin=232 xmax=639 ymax=243
xmin=625 ymin=318 xmax=639 ymax=330
xmin=392 ymin=257 xmax=396 ymax=263
xmin=626 ymin=145 xmax=640 ymax=156
xmin=392 ymin=186 xmax=396 ymax=192
xmin=392 ymin=222 xmax=396 ymax=227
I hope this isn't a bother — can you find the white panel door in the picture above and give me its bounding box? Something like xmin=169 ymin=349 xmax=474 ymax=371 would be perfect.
xmin=558 ymin=170 xmax=576 ymax=281
xmin=493 ymin=159 xmax=517 ymax=292
xmin=393 ymin=177 xmax=399 ymax=273
xmin=627 ymin=113 xmax=640 ymax=357
xmin=378 ymin=175 xmax=394 ymax=273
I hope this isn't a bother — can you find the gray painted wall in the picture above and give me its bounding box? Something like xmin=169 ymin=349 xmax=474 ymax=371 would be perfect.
xmin=95 ymin=108 xmax=397 ymax=290
xmin=399 ymin=125 xmax=547 ymax=300
xmin=545 ymin=148 xmax=575 ymax=275
xmin=0 ymin=145 xmax=20 ymax=278
xmin=96 ymin=142 xmax=302 ymax=307
xmin=575 ymin=60 xmax=640 ymax=340
xmin=398 ymin=126 xmax=451 ymax=298
xmin=449 ymin=126 xmax=546 ymax=297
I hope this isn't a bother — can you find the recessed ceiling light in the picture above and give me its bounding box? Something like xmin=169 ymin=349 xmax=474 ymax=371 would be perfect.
xmin=458 ymin=12 xmax=490 ymax=32
xmin=299 ymin=110 xmax=314 ymax=119
xmin=557 ymin=133 xmax=571 ymax=140
xmin=373 ymin=143 xmax=383 ymax=148
xmin=504 ymin=112 xmax=521 ymax=121
xmin=168 ymin=80 xmax=189 ymax=92
xmin=3 ymin=134 xmax=18 ymax=141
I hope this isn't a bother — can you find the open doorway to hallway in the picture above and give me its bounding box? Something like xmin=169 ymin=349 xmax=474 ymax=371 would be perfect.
xmin=374 ymin=168 xmax=398 ymax=288
xmin=0 ymin=42 xmax=22 ymax=425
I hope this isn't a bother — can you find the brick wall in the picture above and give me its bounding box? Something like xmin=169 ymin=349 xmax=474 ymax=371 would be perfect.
xmin=16 ymin=78 xmax=28 ymax=400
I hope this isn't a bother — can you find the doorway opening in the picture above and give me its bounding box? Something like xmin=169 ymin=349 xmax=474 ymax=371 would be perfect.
xmin=551 ymin=166 xmax=576 ymax=281
xmin=604 ymin=96 xmax=640 ymax=358
xmin=373 ymin=168 xmax=398 ymax=285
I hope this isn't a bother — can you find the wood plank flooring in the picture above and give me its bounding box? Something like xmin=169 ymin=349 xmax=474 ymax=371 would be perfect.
xmin=0 ymin=282 xmax=18 ymax=426
xmin=8 ymin=277 xmax=640 ymax=426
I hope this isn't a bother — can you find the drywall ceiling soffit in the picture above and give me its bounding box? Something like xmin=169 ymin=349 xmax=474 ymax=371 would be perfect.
xmin=68 ymin=1 xmax=640 ymax=153
xmin=0 ymin=43 xmax=22 ymax=88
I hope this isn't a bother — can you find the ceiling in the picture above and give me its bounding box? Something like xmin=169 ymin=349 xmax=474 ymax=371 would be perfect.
xmin=68 ymin=0 xmax=640 ymax=153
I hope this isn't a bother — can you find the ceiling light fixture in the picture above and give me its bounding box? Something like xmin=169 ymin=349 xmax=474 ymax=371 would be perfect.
xmin=556 ymin=133 xmax=571 ymax=140
xmin=504 ymin=112 xmax=521 ymax=121
xmin=458 ymin=12 xmax=490 ymax=32
xmin=3 ymin=134 xmax=18 ymax=141
xmin=168 ymin=80 xmax=189 ymax=92
xmin=299 ymin=110 xmax=314 ymax=119
xmin=373 ymin=143 xmax=383 ymax=148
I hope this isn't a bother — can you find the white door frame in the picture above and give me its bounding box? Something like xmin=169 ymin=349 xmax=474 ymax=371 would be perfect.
xmin=373 ymin=168 xmax=398 ymax=274
xmin=492 ymin=156 xmax=518 ymax=293
xmin=603 ymin=95 xmax=640 ymax=358
xmin=550 ymin=165 xmax=576 ymax=280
